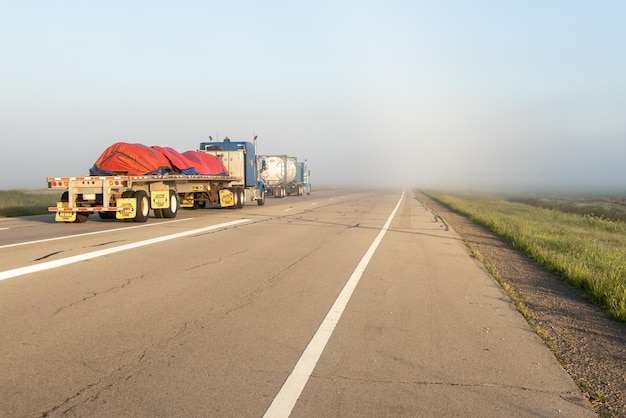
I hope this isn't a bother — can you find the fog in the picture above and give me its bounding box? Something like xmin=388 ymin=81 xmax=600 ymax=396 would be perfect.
xmin=2 ymin=1 xmax=625 ymax=194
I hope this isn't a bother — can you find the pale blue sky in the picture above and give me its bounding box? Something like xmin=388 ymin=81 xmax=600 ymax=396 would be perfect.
xmin=2 ymin=1 xmax=625 ymax=192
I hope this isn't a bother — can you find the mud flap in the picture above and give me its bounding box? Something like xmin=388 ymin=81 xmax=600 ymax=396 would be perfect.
xmin=55 ymin=211 xmax=76 ymax=222
xmin=151 ymin=190 xmax=169 ymax=209
xmin=219 ymin=189 xmax=235 ymax=207
xmin=180 ymin=193 xmax=195 ymax=207
xmin=54 ymin=201 xmax=76 ymax=222
xmin=115 ymin=198 xmax=136 ymax=219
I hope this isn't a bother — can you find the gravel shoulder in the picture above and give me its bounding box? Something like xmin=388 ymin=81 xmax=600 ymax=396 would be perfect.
xmin=416 ymin=192 xmax=626 ymax=417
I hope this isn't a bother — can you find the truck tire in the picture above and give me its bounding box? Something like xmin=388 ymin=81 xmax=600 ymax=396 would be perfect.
xmin=162 ymin=190 xmax=178 ymax=218
xmin=134 ymin=190 xmax=150 ymax=222
xmin=237 ymin=189 xmax=245 ymax=209
xmin=229 ymin=188 xmax=238 ymax=209
xmin=75 ymin=213 xmax=89 ymax=223
xmin=99 ymin=212 xmax=116 ymax=220
xmin=59 ymin=192 xmax=89 ymax=223
xmin=257 ymin=188 xmax=265 ymax=206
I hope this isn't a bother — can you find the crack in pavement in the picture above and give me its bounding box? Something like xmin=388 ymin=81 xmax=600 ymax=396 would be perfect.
xmin=39 ymin=320 xmax=199 ymax=417
xmin=185 ymin=248 xmax=248 ymax=272
xmin=223 ymin=248 xmax=316 ymax=316
xmin=311 ymin=373 xmax=584 ymax=402
xmin=53 ymin=276 xmax=142 ymax=315
xmin=38 ymin=377 xmax=104 ymax=417
xmin=415 ymin=195 xmax=449 ymax=231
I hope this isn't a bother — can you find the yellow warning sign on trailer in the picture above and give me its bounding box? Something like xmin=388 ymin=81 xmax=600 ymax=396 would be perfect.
xmin=116 ymin=198 xmax=136 ymax=219
xmin=219 ymin=189 xmax=234 ymax=207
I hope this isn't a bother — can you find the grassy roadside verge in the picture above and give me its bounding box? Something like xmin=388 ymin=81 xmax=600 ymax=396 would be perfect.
xmin=0 ymin=190 xmax=58 ymax=217
xmin=424 ymin=190 xmax=626 ymax=323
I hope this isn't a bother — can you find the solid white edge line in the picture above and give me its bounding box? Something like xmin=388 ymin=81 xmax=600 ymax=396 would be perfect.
xmin=263 ymin=190 xmax=406 ymax=418
xmin=0 ymin=219 xmax=250 ymax=282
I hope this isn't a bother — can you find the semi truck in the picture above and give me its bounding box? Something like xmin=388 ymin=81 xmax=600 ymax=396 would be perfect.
xmin=47 ymin=137 xmax=266 ymax=223
xmin=257 ymin=155 xmax=311 ymax=198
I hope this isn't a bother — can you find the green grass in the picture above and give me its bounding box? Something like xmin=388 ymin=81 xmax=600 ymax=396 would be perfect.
xmin=509 ymin=195 xmax=626 ymax=223
xmin=424 ymin=190 xmax=626 ymax=323
xmin=0 ymin=190 xmax=59 ymax=217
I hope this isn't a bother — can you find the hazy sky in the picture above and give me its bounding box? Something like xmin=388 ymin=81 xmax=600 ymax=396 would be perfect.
xmin=2 ymin=1 xmax=625 ymax=193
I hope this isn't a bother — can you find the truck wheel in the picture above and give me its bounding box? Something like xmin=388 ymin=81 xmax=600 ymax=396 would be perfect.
xmin=75 ymin=213 xmax=89 ymax=223
xmin=229 ymin=188 xmax=238 ymax=209
xmin=60 ymin=192 xmax=89 ymax=223
xmin=99 ymin=212 xmax=116 ymax=220
xmin=163 ymin=190 xmax=178 ymax=218
xmin=134 ymin=190 xmax=150 ymax=222
xmin=257 ymin=189 xmax=265 ymax=206
xmin=237 ymin=189 xmax=245 ymax=208
xmin=153 ymin=209 xmax=164 ymax=218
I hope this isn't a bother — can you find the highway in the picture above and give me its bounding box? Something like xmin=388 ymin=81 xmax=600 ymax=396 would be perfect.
xmin=0 ymin=189 xmax=594 ymax=417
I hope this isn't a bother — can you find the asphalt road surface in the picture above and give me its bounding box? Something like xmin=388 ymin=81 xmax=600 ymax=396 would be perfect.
xmin=0 ymin=189 xmax=594 ymax=417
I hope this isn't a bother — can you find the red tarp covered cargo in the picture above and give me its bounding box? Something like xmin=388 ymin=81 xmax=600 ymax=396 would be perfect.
xmin=89 ymin=142 xmax=229 ymax=176
xmin=182 ymin=151 xmax=229 ymax=176
xmin=90 ymin=142 xmax=172 ymax=176
xmin=151 ymin=146 xmax=198 ymax=175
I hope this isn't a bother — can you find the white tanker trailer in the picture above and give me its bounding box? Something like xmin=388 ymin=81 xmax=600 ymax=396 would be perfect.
xmin=257 ymin=155 xmax=311 ymax=198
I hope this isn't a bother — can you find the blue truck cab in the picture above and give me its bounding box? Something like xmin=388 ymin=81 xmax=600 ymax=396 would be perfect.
xmin=199 ymin=137 xmax=266 ymax=205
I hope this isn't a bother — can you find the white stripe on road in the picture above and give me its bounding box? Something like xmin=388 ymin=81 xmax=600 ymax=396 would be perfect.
xmin=0 ymin=219 xmax=250 ymax=282
xmin=263 ymin=191 xmax=405 ymax=418
xmin=0 ymin=218 xmax=192 ymax=249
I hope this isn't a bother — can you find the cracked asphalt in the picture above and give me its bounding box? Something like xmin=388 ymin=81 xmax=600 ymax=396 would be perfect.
xmin=0 ymin=190 xmax=596 ymax=417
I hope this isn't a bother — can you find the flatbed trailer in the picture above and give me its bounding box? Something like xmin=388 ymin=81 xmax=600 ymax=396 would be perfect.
xmin=47 ymin=172 xmax=255 ymax=223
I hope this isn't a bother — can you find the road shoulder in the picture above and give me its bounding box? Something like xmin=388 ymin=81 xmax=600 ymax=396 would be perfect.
xmin=417 ymin=191 xmax=626 ymax=417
